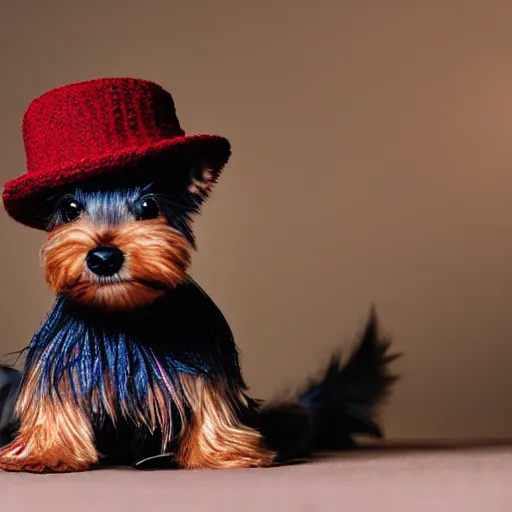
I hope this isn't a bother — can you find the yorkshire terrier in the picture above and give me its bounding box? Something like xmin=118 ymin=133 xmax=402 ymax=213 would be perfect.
xmin=0 ymin=77 xmax=399 ymax=473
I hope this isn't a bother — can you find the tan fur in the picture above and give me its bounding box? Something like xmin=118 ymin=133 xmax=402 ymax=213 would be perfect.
xmin=0 ymin=367 xmax=275 ymax=472
xmin=40 ymin=216 xmax=192 ymax=311
xmin=0 ymin=365 xmax=98 ymax=473
xmin=176 ymin=375 xmax=276 ymax=469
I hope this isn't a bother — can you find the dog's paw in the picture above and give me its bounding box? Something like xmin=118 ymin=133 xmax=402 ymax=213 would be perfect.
xmin=0 ymin=446 xmax=91 ymax=474
xmin=180 ymin=440 xmax=277 ymax=470
xmin=0 ymin=458 xmax=52 ymax=473
xmin=0 ymin=456 xmax=90 ymax=473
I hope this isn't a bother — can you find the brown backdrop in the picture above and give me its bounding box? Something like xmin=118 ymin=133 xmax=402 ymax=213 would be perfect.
xmin=1 ymin=0 xmax=512 ymax=440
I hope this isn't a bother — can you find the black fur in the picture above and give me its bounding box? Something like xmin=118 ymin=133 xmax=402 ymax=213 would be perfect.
xmin=0 ymin=365 xmax=21 ymax=448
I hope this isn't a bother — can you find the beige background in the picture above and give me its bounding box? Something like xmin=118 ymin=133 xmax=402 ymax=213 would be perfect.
xmin=1 ymin=0 xmax=512 ymax=440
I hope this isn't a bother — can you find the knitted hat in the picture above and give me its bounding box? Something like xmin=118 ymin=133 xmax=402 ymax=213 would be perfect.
xmin=1 ymin=77 xmax=231 ymax=230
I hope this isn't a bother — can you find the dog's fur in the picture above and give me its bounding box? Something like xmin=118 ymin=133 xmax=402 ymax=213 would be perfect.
xmin=0 ymin=167 xmax=400 ymax=473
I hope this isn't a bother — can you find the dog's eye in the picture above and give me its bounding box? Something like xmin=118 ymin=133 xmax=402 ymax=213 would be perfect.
xmin=134 ymin=197 xmax=160 ymax=221
xmin=58 ymin=198 xmax=84 ymax=223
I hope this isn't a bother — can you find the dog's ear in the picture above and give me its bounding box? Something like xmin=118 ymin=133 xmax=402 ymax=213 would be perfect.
xmin=143 ymin=158 xmax=223 ymax=213
xmin=183 ymin=162 xmax=219 ymax=207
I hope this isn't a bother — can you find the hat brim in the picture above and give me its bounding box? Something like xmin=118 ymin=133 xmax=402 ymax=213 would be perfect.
xmin=2 ymin=134 xmax=231 ymax=230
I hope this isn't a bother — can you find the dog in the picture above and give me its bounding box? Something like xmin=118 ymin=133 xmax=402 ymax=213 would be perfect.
xmin=0 ymin=78 xmax=400 ymax=473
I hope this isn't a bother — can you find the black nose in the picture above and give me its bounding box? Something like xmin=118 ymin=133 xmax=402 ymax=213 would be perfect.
xmin=86 ymin=246 xmax=124 ymax=277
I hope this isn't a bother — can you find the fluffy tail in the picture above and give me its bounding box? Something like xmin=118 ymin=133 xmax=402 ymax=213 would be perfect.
xmin=258 ymin=308 xmax=401 ymax=462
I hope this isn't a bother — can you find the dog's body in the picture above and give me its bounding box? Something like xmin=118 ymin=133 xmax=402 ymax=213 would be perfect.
xmin=1 ymin=282 xmax=273 ymax=472
xmin=0 ymin=184 xmax=398 ymax=473
xmin=0 ymin=78 xmax=400 ymax=474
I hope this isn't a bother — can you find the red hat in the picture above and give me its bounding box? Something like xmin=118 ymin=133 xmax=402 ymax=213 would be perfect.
xmin=1 ymin=77 xmax=231 ymax=230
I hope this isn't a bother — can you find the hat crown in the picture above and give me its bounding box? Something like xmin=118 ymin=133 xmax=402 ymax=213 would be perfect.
xmin=22 ymin=78 xmax=185 ymax=175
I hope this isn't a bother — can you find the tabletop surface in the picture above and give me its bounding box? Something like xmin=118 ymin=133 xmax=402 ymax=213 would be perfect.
xmin=1 ymin=440 xmax=511 ymax=512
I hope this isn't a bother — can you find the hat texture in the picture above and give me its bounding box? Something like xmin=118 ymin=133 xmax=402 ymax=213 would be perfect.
xmin=2 ymin=77 xmax=231 ymax=230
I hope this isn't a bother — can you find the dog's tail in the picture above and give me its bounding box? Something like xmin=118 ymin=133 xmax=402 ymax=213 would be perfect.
xmin=258 ymin=308 xmax=401 ymax=462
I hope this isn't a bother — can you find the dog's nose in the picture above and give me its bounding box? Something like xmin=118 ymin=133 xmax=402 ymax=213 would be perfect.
xmin=86 ymin=246 xmax=124 ymax=276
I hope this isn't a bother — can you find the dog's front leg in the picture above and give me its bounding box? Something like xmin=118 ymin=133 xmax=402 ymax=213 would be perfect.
xmin=0 ymin=381 xmax=98 ymax=473
xmin=176 ymin=375 xmax=275 ymax=469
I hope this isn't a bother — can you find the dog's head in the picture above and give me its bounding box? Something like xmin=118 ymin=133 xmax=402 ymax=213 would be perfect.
xmin=40 ymin=165 xmax=217 ymax=312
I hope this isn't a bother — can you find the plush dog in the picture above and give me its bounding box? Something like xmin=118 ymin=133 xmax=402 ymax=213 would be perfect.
xmin=0 ymin=78 xmax=399 ymax=473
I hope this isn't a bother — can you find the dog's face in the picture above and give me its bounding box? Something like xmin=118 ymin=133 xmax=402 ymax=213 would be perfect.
xmin=40 ymin=171 xmax=212 ymax=312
